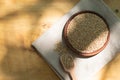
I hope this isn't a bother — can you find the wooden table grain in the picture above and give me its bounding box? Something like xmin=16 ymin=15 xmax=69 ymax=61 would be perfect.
xmin=0 ymin=0 xmax=120 ymax=80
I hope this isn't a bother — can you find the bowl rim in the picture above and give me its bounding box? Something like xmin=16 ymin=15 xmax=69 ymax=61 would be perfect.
xmin=62 ymin=10 xmax=110 ymax=58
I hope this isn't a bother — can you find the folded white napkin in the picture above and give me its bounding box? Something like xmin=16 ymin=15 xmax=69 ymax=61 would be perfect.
xmin=32 ymin=0 xmax=120 ymax=80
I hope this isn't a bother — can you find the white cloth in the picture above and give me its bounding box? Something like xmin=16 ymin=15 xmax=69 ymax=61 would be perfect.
xmin=32 ymin=0 xmax=120 ymax=80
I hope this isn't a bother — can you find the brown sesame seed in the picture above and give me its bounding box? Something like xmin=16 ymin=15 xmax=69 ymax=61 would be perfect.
xmin=66 ymin=12 xmax=109 ymax=53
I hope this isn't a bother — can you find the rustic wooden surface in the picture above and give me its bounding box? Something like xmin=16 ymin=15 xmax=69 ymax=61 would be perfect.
xmin=0 ymin=0 xmax=120 ymax=80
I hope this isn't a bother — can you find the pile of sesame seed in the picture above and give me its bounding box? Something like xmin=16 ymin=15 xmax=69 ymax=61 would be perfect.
xmin=66 ymin=12 xmax=109 ymax=53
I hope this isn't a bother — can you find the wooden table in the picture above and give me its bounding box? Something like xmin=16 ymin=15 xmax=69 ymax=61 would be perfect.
xmin=0 ymin=0 xmax=120 ymax=80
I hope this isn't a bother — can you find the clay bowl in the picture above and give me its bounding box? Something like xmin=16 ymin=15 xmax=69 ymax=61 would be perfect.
xmin=62 ymin=11 xmax=110 ymax=58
